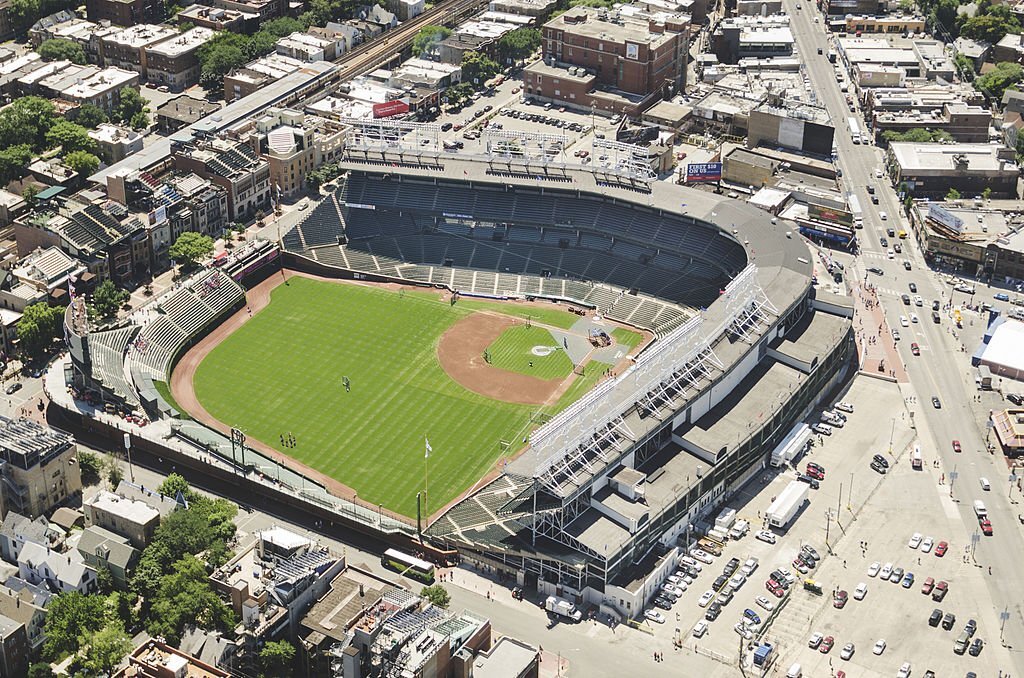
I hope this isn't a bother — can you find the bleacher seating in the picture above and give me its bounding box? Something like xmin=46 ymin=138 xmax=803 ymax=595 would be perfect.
xmin=313 ymin=245 xmax=347 ymax=268
xmin=88 ymin=326 xmax=140 ymax=404
xmin=296 ymin=198 xmax=345 ymax=247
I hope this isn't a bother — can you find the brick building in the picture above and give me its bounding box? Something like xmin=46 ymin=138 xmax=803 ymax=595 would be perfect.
xmin=143 ymin=26 xmax=214 ymax=90
xmin=86 ymin=0 xmax=165 ymax=26
xmin=523 ymin=7 xmax=688 ymax=115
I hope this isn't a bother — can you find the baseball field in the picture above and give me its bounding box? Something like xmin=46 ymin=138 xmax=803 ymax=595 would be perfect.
xmin=190 ymin=277 xmax=630 ymax=517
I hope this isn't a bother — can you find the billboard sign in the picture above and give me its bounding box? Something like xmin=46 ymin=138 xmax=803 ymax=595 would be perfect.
xmin=372 ymin=100 xmax=410 ymax=118
xmin=685 ymin=162 xmax=722 ymax=182
xmin=809 ymin=204 xmax=854 ymax=227
xmin=928 ymin=203 xmax=964 ymax=234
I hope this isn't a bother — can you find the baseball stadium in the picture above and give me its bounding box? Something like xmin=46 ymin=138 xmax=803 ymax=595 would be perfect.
xmin=54 ymin=125 xmax=855 ymax=618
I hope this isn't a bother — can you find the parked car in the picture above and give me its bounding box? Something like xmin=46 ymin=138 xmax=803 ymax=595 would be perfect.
xmin=935 ymin=541 xmax=948 ymax=557
xmin=854 ymin=582 xmax=867 ymax=600
xmin=819 ymin=636 xmax=835 ymax=654
xmin=743 ymin=608 xmax=761 ymax=625
xmin=705 ymin=603 xmax=722 ymax=621
xmin=872 ymin=639 xmax=886 ymax=655
xmin=933 ymin=581 xmax=949 ymax=602
xmin=922 ymin=577 xmax=934 ymax=594
xmin=942 ymin=611 xmax=956 ymax=629
xmin=873 ymin=454 xmax=890 ymax=468
xmin=867 ymin=562 xmax=880 ymax=577
xmin=969 ymin=638 xmax=984 ymax=656
xmin=833 ymin=590 xmax=848 ymax=608
xmin=902 ymin=572 xmax=915 ymax=588
xmin=808 ymin=632 xmax=823 ymax=649
xmin=871 ymin=460 xmax=887 ymax=474
xmin=889 ymin=567 xmax=904 ymax=583
xmin=928 ymin=609 xmax=942 ymax=627
xmin=755 ymin=596 xmax=775 ymax=612
xmin=840 ymin=643 xmax=855 ymax=660
xmin=644 ymin=609 xmax=665 ymax=624
xmin=908 ymin=533 xmax=922 ymax=549
xmin=755 ymin=530 xmax=777 ymax=544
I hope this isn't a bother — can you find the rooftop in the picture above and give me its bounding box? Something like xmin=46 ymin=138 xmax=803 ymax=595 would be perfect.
xmin=104 ymin=24 xmax=177 ymax=48
xmin=86 ymin=490 xmax=160 ymax=525
xmin=64 ymin=67 xmax=137 ymax=100
xmin=890 ymin=142 xmax=1017 ymax=172
xmin=156 ymin=94 xmax=222 ymax=122
xmin=472 ymin=637 xmax=539 ymax=678
xmin=120 ymin=639 xmax=229 ymax=677
xmin=300 ymin=567 xmax=394 ymax=642
xmin=145 ymin=26 xmax=215 ymax=56
xmin=89 ymin=123 xmax=143 ymax=145
xmin=548 ymin=7 xmax=679 ymax=47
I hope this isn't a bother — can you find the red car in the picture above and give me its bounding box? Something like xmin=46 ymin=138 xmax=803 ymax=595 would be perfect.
xmin=911 ymin=342 xmax=920 ymax=356
xmin=833 ymin=590 xmax=848 ymax=609
xmin=766 ymin=580 xmax=784 ymax=597
xmin=952 ymin=440 xmax=962 ymax=453
xmin=806 ymin=467 xmax=825 ymax=481
xmin=820 ymin=635 xmax=835 ymax=654
xmin=921 ymin=576 xmax=934 ymax=594
xmin=980 ymin=517 xmax=993 ymax=535
xmin=935 ymin=541 xmax=948 ymax=557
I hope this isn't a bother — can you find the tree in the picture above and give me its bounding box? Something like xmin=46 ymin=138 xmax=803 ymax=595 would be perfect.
xmin=977 ymin=62 xmax=1024 ymax=100
xmin=898 ymin=0 xmax=915 ymax=10
xmin=259 ymin=640 xmax=297 ymax=677
xmin=198 ymin=39 xmax=247 ymax=89
xmin=90 ymin=280 xmax=129 ymax=319
xmin=412 ymin=25 xmax=451 ymax=57
xmin=496 ymin=28 xmax=541 ymax=65
xmin=43 ymin=591 xmax=107 ymax=659
xmin=112 ymin=86 xmax=147 ymax=126
xmin=16 ymin=302 xmax=65 ymax=361
xmin=960 ymin=12 xmax=1021 ymax=44
xmin=983 ymin=187 xmax=993 ymax=201
xmin=28 ymin=663 xmax=54 ymax=678
xmin=63 ymin=150 xmax=100 ymax=177
xmin=45 ymin=120 xmax=95 ymax=155
xmin=461 ymin=51 xmax=501 ymax=87
xmin=0 ymin=144 xmax=33 ymax=185
xmin=78 ymin=620 xmax=132 ymax=675
xmin=130 ymin=110 xmax=150 ymax=131
xmin=106 ymin=457 xmax=124 ymax=488
xmin=0 ymin=96 xmax=57 ymax=151
xmin=262 ymin=16 xmax=305 ymax=37
xmin=78 ymin=450 xmax=102 ymax=485
xmin=420 ymin=585 xmax=450 ymax=608
xmin=72 ymin=104 xmax=108 ymax=129
xmin=146 ymin=555 xmax=235 ymax=645
xmin=158 ymin=472 xmax=196 ymax=502
xmin=37 ymin=38 xmax=86 ymax=64
xmin=168 ymin=232 xmax=214 ymax=269
xmin=929 ymin=0 xmax=959 ymax=36
xmin=946 ymin=187 xmax=962 ymax=200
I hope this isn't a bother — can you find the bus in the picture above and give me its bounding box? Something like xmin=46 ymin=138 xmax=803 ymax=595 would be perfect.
xmin=848 ymin=117 xmax=862 ymax=144
xmin=382 ymin=548 xmax=436 ymax=583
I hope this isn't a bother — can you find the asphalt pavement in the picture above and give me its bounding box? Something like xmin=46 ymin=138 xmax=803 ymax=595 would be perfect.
xmin=784 ymin=0 xmax=1024 ymax=669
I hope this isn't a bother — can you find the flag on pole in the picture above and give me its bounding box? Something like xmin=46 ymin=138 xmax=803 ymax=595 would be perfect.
xmin=425 ymin=438 xmax=432 ymax=458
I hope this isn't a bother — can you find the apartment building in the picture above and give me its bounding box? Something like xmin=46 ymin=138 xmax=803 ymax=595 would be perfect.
xmin=234 ymin=108 xmax=346 ymax=199
xmin=144 ymin=26 xmax=214 ymax=90
xmin=524 ymin=7 xmax=688 ymax=114
xmin=84 ymin=489 xmax=161 ymax=549
xmin=176 ymin=3 xmax=257 ymax=32
xmin=0 ymin=418 xmax=80 ymax=520
xmin=872 ymin=102 xmax=992 ymax=144
xmin=100 ymin=24 xmax=177 ymax=79
xmin=59 ymin=66 xmax=139 ymax=111
xmin=223 ymin=54 xmax=305 ymax=101
xmin=209 ymin=0 xmax=286 ymax=22
xmin=887 ymin=143 xmax=1019 ymax=198
xmin=86 ymin=0 xmax=164 ymax=25
xmin=172 ymin=137 xmax=272 ymax=220
xmin=89 ymin=123 xmax=144 ymax=164
xmin=275 ymin=31 xmax=333 ymax=62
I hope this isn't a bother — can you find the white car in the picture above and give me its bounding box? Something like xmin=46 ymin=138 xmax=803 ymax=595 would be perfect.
xmin=873 ymin=638 xmax=887 ymax=655
xmin=734 ymin=622 xmax=753 ymax=639
xmin=680 ymin=557 xmax=702 ymax=572
xmin=645 ymin=609 xmax=665 ymax=624
xmin=875 ymin=169 xmax=884 ymax=179
xmin=809 ymin=632 xmax=824 ymax=649
xmin=914 ymin=295 xmax=923 ymax=306
xmin=667 ymin=575 xmax=684 ymax=586
xmin=781 ymin=570 xmax=797 ymax=586
xmin=880 ymin=562 xmax=894 ymax=579
xmin=698 ymin=590 xmax=715 ymax=608
xmin=834 ymin=402 xmax=855 ymax=413
xmin=897 ymin=661 xmax=911 ymax=678
xmin=690 ymin=549 xmax=714 ymax=564
xmin=755 ymin=530 xmax=777 ymax=544
xmin=889 ymin=249 xmax=896 ymax=260
xmin=911 ymin=313 xmax=919 ymax=324
xmin=868 ymin=561 xmax=881 ymax=577
xmin=729 ymin=574 xmax=746 ymax=590
xmin=693 ymin=620 xmax=708 ymax=638
xmin=660 ymin=583 xmax=682 ymax=598
xmin=908 ymin=533 xmax=922 ymax=549
xmin=854 ymin=582 xmax=867 ymax=600
xmin=900 ymin=315 xmax=909 ymax=327
xmin=921 ymin=537 xmax=933 ymax=553
xmin=756 ymin=596 xmax=775 ymax=612
xmin=880 ymin=210 xmax=888 ymax=219
xmin=892 ymin=329 xmax=901 ymax=341
xmin=840 ymin=642 xmax=855 ymax=660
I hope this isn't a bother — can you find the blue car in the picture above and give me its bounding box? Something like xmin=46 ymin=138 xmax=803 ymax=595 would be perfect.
xmin=743 ymin=608 xmax=762 ymax=625
xmin=902 ymin=572 xmax=915 ymax=588
xmin=995 ymin=293 xmax=1010 ymax=302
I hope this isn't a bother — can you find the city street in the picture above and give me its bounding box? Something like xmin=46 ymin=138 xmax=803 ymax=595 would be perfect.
xmin=784 ymin=0 xmax=1024 ymax=669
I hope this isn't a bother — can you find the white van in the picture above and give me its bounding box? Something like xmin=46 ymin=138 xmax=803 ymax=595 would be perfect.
xmin=786 ymin=663 xmax=803 ymax=678
xmin=980 ymin=478 xmax=991 ymax=491
xmin=973 ymin=500 xmax=988 ymax=517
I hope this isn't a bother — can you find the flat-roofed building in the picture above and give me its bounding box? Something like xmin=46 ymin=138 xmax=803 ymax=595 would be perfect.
xmin=176 ymin=3 xmax=257 ymax=32
xmin=887 ymin=143 xmax=1019 ymax=198
xmin=101 ymin=24 xmax=177 ymax=78
xmin=86 ymin=0 xmax=165 ymax=26
xmin=89 ymin=123 xmax=144 ymax=164
xmin=275 ymin=32 xmax=333 ymax=62
xmin=84 ymin=489 xmax=161 ymax=548
xmin=841 ymin=13 xmax=925 ymax=34
xmin=59 ymin=66 xmax=139 ymax=111
xmin=872 ymin=102 xmax=991 ymax=144
xmin=0 ymin=418 xmax=80 ymax=520
xmin=144 ymin=26 xmax=214 ymax=90
xmin=223 ymin=54 xmax=305 ymax=101
xmin=117 ymin=639 xmax=230 ymax=677
xmin=156 ymin=94 xmax=222 ymax=134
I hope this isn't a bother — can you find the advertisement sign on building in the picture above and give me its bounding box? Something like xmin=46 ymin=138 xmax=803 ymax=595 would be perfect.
xmin=808 ymin=204 xmax=854 ymax=227
xmin=372 ymin=100 xmax=410 ymax=118
xmin=686 ymin=162 xmax=723 ymax=182
xmin=928 ymin=203 xmax=965 ymax=234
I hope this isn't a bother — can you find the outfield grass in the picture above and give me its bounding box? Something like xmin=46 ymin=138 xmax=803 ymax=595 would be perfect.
xmin=612 ymin=328 xmax=644 ymax=352
xmin=549 ymin=361 xmax=612 ymax=415
xmin=485 ymin=325 xmax=573 ymax=379
xmin=192 ymin=279 xmax=598 ymax=517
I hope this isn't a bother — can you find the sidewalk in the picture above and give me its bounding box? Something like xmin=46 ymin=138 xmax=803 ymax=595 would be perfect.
xmin=850 ymin=278 xmax=908 ymax=382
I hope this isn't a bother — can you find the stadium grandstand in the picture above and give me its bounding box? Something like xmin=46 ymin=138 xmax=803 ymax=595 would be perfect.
xmin=280 ymin=154 xmax=856 ymax=620
xmin=63 ymin=239 xmax=279 ymax=414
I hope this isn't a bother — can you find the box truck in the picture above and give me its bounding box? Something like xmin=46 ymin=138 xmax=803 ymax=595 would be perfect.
xmin=545 ymin=596 xmax=582 ymax=622
xmin=766 ymin=482 xmax=809 ymax=529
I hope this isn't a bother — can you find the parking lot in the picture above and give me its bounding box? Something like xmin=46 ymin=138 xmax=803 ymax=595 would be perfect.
xmin=635 ymin=375 xmax=1013 ymax=676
